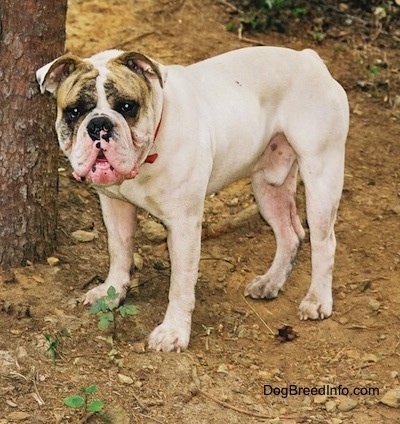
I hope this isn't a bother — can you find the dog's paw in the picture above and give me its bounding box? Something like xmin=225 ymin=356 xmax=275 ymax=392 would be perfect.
xmin=298 ymin=293 xmax=332 ymax=320
xmin=83 ymin=283 xmax=127 ymax=306
xmin=148 ymin=322 xmax=190 ymax=353
xmin=244 ymin=275 xmax=280 ymax=299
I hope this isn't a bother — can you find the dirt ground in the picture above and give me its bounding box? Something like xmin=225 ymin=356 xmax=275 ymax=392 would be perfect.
xmin=1 ymin=1 xmax=400 ymax=423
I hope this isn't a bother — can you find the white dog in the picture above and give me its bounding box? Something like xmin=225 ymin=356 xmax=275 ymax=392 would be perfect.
xmin=37 ymin=46 xmax=349 ymax=352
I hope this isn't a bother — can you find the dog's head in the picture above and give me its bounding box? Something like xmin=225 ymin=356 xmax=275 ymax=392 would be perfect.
xmin=36 ymin=50 xmax=166 ymax=185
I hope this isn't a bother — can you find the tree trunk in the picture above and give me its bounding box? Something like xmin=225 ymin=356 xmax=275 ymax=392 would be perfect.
xmin=0 ymin=0 xmax=67 ymax=267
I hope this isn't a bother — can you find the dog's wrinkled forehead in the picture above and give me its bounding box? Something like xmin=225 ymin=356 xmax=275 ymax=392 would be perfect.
xmin=57 ymin=50 xmax=158 ymax=113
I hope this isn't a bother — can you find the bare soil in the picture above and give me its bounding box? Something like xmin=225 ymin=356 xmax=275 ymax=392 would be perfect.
xmin=1 ymin=1 xmax=400 ymax=423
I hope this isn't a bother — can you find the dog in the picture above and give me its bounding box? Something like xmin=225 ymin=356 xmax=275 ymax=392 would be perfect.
xmin=36 ymin=46 xmax=349 ymax=352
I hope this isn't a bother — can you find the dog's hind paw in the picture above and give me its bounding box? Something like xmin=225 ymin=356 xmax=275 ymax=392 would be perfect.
xmin=148 ymin=322 xmax=190 ymax=353
xmin=244 ymin=275 xmax=281 ymax=299
xmin=298 ymin=293 xmax=332 ymax=320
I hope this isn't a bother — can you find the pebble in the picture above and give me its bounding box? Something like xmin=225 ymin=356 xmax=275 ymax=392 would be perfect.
xmin=368 ymin=298 xmax=381 ymax=311
xmin=133 ymin=253 xmax=144 ymax=270
xmin=47 ymin=256 xmax=60 ymax=266
xmin=325 ymin=400 xmax=337 ymax=412
xmin=380 ymin=388 xmax=400 ymax=408
xmin=140 ymin=220 xmax=167 ymax=242
xmin=71 ymin=229 xmax=98 ymax=242
xmin=258 ymin=370 xmax=272 ymax=379
xmin=338 ymin=398 xmax=358 ymax=412
xmin=217 ymin=364 xmax=229 ymax=374
xmin=117 ymin=374 xmax=133 ymax=385
xmin=314 ymin=395 xmax=327 ymax=404
xmin=7 ymin=412 xmax=31 ymax=421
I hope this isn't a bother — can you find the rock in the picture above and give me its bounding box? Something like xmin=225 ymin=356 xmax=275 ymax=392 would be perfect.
xmin=7 ymin=412 xmax=31 ymax=421
xmin=314 ymin=395 xmax=327 ymax=404
xmin=47 ymin=256 xmax=60 ymax=266
xmin=117 ymin=374 xmax=133 ymax=385
xmin=133 ymin=253 xmax=144 ymax=270
xmin=325 ymin=400 xmax=336 ymax=412
xmin=380 ymin=388 xmax=400 ymax=408
xmin=368 ymin=298 xmax=381 ymax=311
xmin=338 ymin=398 xmax=358 ymax=412
xmin=71 ymin=229 xmax=98 ymax=242
xmin=258 ymin=370 xmax=272 ymax=379
xmin=217 ymin=364 xmax=229 ymax=374
xmin=390 ymin=371 xmax=398 ymax=379
xmin=140 ymin=220 xmax=167 ymax=242
xmin=390 ymin=204 xmax=400 ymax=215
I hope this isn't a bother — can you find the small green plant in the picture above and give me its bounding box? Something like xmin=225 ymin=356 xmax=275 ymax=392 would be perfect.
xmin=64 ymin=385 xmax=104 ymax=416
xmin=238 ymin=0 xmax=295 ymax=33
xmin=44 ymin=329 xmax=69 ymax=366
xmin=368 ymin=65 xmax=379 ymax=79
xmin=89 ymin=286 xmax=137 ymax=340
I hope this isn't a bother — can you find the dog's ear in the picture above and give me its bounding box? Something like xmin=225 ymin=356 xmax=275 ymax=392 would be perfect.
xmin=115 ymin=51 xmax=167 ymax=88
xmin=36 ymin=53 xmax=84 ymax=95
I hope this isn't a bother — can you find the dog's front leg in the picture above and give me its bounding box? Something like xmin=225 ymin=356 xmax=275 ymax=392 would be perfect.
xmin=84 ymin=193 xmax=137 ymax=305
xmin=148 ymin=215 xmax=202 ymax=352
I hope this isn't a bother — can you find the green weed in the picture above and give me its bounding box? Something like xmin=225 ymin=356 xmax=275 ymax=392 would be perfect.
xmin=89 ymin=286 xmax=137 ymax=340
xmin=63 ymin=385 xmax=104 ymax=417
xmin=44 ymin=328 xmax=69 ymax=366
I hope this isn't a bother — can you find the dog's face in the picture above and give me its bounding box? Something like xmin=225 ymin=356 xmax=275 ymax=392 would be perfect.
xmin=37 ymin=50 xmax=166 ymax=185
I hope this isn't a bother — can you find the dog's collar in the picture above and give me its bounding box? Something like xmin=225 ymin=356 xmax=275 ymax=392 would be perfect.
xmin=143 ymin=111 xmax=163 ymax=164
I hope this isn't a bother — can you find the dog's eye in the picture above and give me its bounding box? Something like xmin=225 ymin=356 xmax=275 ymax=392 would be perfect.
xmin=65 ymin=106 xmax=82 ymax=122
xmin=116 ymin=101 xmax=139 ymax=118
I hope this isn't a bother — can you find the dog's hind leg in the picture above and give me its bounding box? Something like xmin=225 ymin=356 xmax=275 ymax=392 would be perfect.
xmin=245 ymin=134 xmax=305 ymax=299
xmin=297 ymin=143 xmax=345 ymax=320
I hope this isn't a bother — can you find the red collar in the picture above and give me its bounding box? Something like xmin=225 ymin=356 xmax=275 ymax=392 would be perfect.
xmin=144 ymin=111 xmax=162 ymax=164
xmin=144 ymin=153 xmax=158 ymax=164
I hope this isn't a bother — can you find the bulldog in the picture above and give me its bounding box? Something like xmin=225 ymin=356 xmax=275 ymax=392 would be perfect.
xmin=36 ymin=46 xmax=349 ymax=352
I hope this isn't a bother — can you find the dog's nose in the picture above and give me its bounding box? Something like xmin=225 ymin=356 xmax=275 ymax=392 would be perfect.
xmin=87 ymin=116 xmax=114 ymax=142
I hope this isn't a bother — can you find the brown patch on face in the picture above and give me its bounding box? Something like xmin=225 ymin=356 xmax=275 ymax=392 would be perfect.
xmin=57 ymin=62 xmax=99 ymax=115
xmin=104 ymin=62 xmax=152 ymax=124
xmin=55 ymin=62 xmax=99 ymax=151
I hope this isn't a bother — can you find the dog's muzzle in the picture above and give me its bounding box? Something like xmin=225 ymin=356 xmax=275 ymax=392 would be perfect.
xmin=87 ymin=116 xmax=114 ymax=146
xmin=71 ymin=115 xmax=140 ymax=185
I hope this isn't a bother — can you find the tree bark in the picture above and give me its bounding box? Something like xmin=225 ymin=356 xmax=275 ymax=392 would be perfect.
xmin=0 ymin=0 xmax=67 ymax=267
